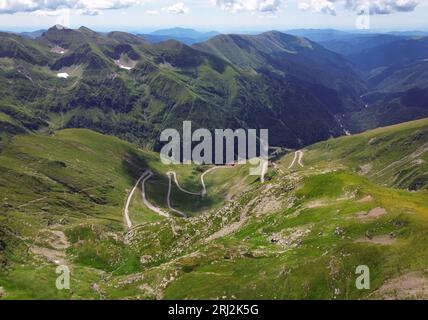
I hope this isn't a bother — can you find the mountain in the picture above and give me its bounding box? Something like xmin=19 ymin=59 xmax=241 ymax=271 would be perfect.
xmin=348 ymin=36 xmax=428 ymax=71
xmin=304 ymin=30 xmax=428 ymax=132
xmin=1 ymin=26 xmax=428 ymax=301
xmin=140 ymin=28 xmax=220 ymax=45
xmin=319 ymin=34 xmax=405 ymax=57
xmin=0 ymin=32 xmax=50 ymax=65
xmin=20 ymin=29 xmax=47 ymax=39
xmin=341 ymin=36 xmax=428 ymax=131
xmin=2 ymin=26 xmax=426 ymax=151
xmin=286 ymin=28 xmax=356 ymax=42
xmin=0 ymin=26 xmax=369 ymax=149
xmin=388 ymin=30 xmax=428 ymax=37
xmin=1 ymin=118 xmax=427 ymax=299
xmin=285 ymin=29 xmax=416 ymax=57
xmin=194 ymin=31 xmax=366 ymax=114
xmin=150 ymin=27 xmax=219 ymax=39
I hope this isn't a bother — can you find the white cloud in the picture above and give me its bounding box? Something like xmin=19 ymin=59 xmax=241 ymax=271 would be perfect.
xmin=297 ymin=0 xmax=420 ymax=15
xmin=163 ymin=2 xmax=190 ymax=14
xmin=298 ymin=0 xmax=336 ymax=15
xmin=32 ymin=8 xmax=69 ymax=17
xmin=345 ymin=0 xmax=420 ymax=14
xmin=146 ymin=9 xmax=159 ymax=15
xmin=0 ymin=0 xmax=145 ymax=15
xmin=0 ymin=0 xmax=420 ymax=16
xmin=211 ymin=0 xmax=284 ymax=13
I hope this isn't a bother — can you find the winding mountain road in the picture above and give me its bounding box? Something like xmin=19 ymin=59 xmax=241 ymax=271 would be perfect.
xmin=260 ymin=160 xmax=269 ymax=183
xmin=167 ymin=171 xmax=202 ymax=196
xmin=124 ymin=171 xmax=150 ymax=228
xmin=297 ymin=151 xmax=304 ymax=168
xmin=125 ymin=166 xmax=235 ymax=228
xmin=141 ymin=171 xmax=170 ymax=218
xmin=166 ymin=174 xmax=188 ymax=218
xmin=288 ymin=151 xmax=305 ymax=170
xmin=165 ymin=166 xmax=236 ymax=218
xmin=200 ymin=166 xmax=233 ymax=196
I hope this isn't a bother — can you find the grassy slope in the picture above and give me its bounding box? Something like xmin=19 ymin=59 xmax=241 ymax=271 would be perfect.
xmin=162 ymin=119 xmax=428 ymax=300
xmin=1 ymin=119 xmax=427 ymax=300
xmin=0 ymin=29 xmax=364 ymax=150
xmin=0 ymin=129 xmax=255 ymax=299
xmin=303 ymin=118 xmax=428 ymax=190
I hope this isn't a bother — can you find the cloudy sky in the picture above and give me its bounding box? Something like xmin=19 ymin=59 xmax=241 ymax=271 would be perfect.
xmin=0 ymin=0 xmax=427 ymax=32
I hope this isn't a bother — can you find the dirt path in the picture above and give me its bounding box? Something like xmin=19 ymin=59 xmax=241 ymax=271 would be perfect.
xmin=141 ymin=171 xmax=170 ymax=218
xmin=166 ymin=174 xmax=187 ymax=218
xmin=297 ymin=151 xmax=304 ymax=167
xmin=126 ymin=166 xmax=235 ymax=226
xmin=124 ymin=171 xmax=150 ymax=229
xmin=260 ymin=160 xmax=269 ymax=183
xmin=167 ymin=171 xmax=202 ymax=196
xmin=288 ymin=151 xmax=304 ymax=169
xmin=200 ymin=166 xmax=234 ymax=196
xmin=165 ymin=166 xmax=234 ymax=217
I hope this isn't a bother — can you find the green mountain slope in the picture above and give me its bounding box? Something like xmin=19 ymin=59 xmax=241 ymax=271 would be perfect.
xmin=0 ymin=128 xmax=256 ymax=299
xmin=3 ymin=26 xmax=428 ymax=149
xmin=194 ymin=31 xmax=367 ymax=114
xmin=340 ymin=36 xmax=428 ymax=132
xmin=163 ymin=118 xmax=428 ymax=300
xmin=0 ymin=27 xmax=370 ymax=149
xmin=302 ymin=118 xmax=428 ymax=190
xmin=1 ymin=119 xmax=427 ymax=300
xmin=140 ymin=28 xmax=220 ymax=45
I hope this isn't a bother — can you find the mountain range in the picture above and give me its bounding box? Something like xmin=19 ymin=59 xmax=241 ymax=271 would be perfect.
xmin=140 ymin=28 xmax=220 ymax=45
xmin=1 ymin=26 xmax=428 ymax=300
xmin=1 ymin=26 xmax=427 ymax=149
xmin=0 ymin=26 xmax=363 ymax=149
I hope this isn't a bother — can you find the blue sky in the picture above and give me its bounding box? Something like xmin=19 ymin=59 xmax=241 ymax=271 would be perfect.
xmin=0 ymin=0 xmax=427 ymax=33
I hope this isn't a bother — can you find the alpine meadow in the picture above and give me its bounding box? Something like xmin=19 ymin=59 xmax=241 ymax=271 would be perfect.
xmin=0 ymin=0 xmax=428 ymax=303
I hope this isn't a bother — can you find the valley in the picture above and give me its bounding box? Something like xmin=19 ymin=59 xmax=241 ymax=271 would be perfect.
xmin=0 ymin=25 xmax=391 ymax=150
xmin=1 ymin=24 xmax=428 ymax=301
xmin=0 ymin=118 xmax=427 ymax=299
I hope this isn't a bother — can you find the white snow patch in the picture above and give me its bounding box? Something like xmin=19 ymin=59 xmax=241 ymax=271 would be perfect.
xmin=57 ymin=73 xmax=69 ymax=79
xmin=114 ymin=59 xmax=136 ymax=71
xmin=51 ymin=46 xmax=67 ymax=55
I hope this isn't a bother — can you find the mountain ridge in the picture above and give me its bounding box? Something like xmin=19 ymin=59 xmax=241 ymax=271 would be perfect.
xmin=1 ymin=118 xmax=427 ymax=299
xmin=1 ymin=25 xmax=427 ymax=150
xmin=1 ymin=26 xmax=366 ymax=149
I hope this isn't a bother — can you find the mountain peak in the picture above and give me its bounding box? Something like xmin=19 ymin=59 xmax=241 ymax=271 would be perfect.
xmin=261 ymin=30 xmax=284 ymax=36
xmin=154 ymin=38 xmax=189 ymax=50
xmin=151 ymin=27 xmax=201 ymax=37
xmin=47 ymin=24 xmax=70 ymax=32
xmin=260 ymin=30 xmax=302 ymax=41
xmin=78 ymin=26 xmax=96 ymax=34
xmin=53 ymin=24 xmax=67 ymax=30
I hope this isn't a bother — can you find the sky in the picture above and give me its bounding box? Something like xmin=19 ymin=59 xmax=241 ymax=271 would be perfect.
xmin=0 ymin=0 xmax=427 ymax=33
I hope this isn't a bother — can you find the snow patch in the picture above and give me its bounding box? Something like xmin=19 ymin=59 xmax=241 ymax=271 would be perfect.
xmin=51 ymin=46 xmax=67 ymax=55
xmin=57 ymin=73 xmax=69 ymax=79
xmin=114 ymin=59 xmax=136 ymax=71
